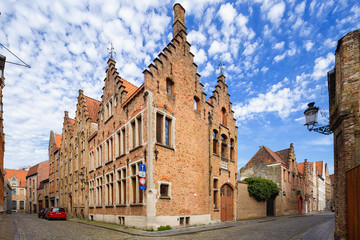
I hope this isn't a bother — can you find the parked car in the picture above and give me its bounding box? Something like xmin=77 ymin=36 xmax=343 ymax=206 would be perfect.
xmin=46 ymin=207 xmax=66 ymax=220
xmin=38 ymin=208 xmax=49 ymax=218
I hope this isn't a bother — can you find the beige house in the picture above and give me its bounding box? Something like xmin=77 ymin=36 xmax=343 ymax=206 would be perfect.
xmin=4 ymin=169 xmax=28 ymax=212
xmin=240 ymin=144 xmax=304 ymax=217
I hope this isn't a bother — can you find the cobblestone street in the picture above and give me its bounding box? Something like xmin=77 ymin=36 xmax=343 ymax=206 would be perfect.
xmin=0 ymin=212 xmax=334 ymax=240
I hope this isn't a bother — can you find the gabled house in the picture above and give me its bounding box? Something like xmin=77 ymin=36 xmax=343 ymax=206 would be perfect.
xmin=240 ymin=144 xmax=304 ymax=216
xmin=4 ymin=168 xmax=28 ymax=212
xmin=49 ymin=131 xmax=62 ymax=207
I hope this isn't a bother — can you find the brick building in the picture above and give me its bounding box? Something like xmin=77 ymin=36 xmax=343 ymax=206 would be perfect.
xmin=59 ymin=90 xmax=100 ymax=218
xmin=48 ymin=131 xmax=61 ymax=207
xmin=328 ymin=29 xmax=360 ymax=239
xmin=297 ymin=159 xmax=316 ymax=213
xmin=4 ymin=169 xmax=28 ymax=212
xmin=26 ymin=160 xmax=49 ymax=213
xmin=0 ymin=54 xmax=6 ymax=213
xmin=55 ymin=3 xmax=238 ymax=228
xmin=240 ymin=144 xmax=304 ymax=216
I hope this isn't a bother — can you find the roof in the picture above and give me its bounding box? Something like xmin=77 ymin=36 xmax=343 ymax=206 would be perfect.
xmin=84 ymin=96 xmax=101 ymax=123
xmin=315 ymin=161 xmax=323 ymax=177
xmin=275 ymin=149 xmax=290 ymax=163
xmin=68 ymin=118 xmax=75 ymax=130
xmin=245 ymin=146 xmax=287 ymax=168
xmin=297 ymin=162 xmax=305 ymax=175
xmin=55 ymin=134 xmax=62 ymax=149
xmin=5 ymin=169 xmax=28 ymax=187
xmin=27 ymin=163 xmax=39 ymax=178
xmin=121 ymin=78 xmax=138 ymax=101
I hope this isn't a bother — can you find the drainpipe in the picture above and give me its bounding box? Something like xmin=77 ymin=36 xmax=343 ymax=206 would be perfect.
xmin=208 ymin=112 xmax=212 ymax=197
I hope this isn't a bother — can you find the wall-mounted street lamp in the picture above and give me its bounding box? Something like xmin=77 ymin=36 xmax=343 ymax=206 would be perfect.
xmin=304 ymin=102 xmax=332 ymax=135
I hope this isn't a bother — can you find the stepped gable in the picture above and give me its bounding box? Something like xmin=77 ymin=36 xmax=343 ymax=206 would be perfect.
xmin=5 ymin=169 xmax=28 ymax=187
xmin=84 ymin=96 xmax=101 ymax=123
xmin=68 ymin=118 xmax=75 ymax=130
xmin=245 ymin=146 xmax=287 ymax=167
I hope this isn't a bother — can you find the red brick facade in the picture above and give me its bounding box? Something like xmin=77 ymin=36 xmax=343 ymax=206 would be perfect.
xmin=328 ymin=29 xmax=360 ymax=239
xmin=0 ymin=55 xmax=5 ymax=213
xmin=55 ymin=4 xmax=238 ymax=228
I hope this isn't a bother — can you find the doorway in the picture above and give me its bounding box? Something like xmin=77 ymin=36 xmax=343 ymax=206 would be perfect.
xmin=220 ymin=184 xmax=234 ymax=221
xmin=267 ymin=197 xmax=275 ymax=217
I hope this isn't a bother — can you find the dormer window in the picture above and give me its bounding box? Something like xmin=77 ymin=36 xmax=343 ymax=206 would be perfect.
xmin=11 ymin=178 xmax=17 ymax=186
xmin=166 ymin=78 xmax=173 ymax=96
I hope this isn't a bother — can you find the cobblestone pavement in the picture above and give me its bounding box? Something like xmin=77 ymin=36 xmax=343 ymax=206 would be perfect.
xmin=2 ymin=212 xmax=334 ymax=240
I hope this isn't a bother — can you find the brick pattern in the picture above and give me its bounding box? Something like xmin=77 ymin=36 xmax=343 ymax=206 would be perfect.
xmin=328 ymin=29 xmax=360 ymax=239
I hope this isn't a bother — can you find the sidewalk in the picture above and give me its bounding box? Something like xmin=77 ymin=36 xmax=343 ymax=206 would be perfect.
xmin=0 ymin=214 xmax=15 ymax=240
xmin=296 ymin=217 xmax=334 ymax=240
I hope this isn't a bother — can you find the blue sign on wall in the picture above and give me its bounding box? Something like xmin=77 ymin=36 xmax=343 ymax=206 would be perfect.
xmin=139 ymin=185 xmax=146 ymax=190
xmin=139 ymin=164 xmax=146 ymax=172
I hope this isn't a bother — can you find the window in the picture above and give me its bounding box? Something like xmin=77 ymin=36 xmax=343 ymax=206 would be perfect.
xmin=11 ymin=178 xmax=16 ymax=186
xmin=213 ymin=178 xmax=219 ymax=209
xmin=12 ymin=200 xmax=17 ymax=210
xmin=213 ymin=130 xmax=218 ymax=154
xmin=194 ymin=97 xmax=200 ymax=111
xmin=106 ymin=173 xmax=114 ymax=205
xmin=221 ymin=107 xmax=227 ymax=126
xmin=131 ymin=121 xmax=136 ymax=149
xmin=137 ymin=116 xmax=142 ymax=146
xmin=19 ymin=201 xmax=24 ymax=210
xmin=122 ymin=128 xmax=126 ymax=154
xmin=81 ymin=140 xmax=85 ymax=167
xmin=221 ymin=134 xmax=228 ymax=158
xmin=166 ymin=78 xmax=173 ymax=95
xmin=156 ymin=113 xmax=163 ymax=143
xmin=105 ymin=99 xmax=113 ymax=120
xmin=89 ymin=180 xmax=94 ymax=207
xmin=156 ymin=112 xmax=174 ymax=147
xmin=117 ymin=168 xmax=127 ymax=205
xmin=130 ymin=162 xmax=143 ymax=204
xmin=89 ymin=151 xmax=94 ymax=170
xmin=106 ymin=137 xmax=113 ymax=162
xmin=12 ymin=189 xmax=16 ymax=196
xmin=96 ymin=177 xmax=103 ymax=206
xmin=159 ymin=182 xmax=171 ymax=199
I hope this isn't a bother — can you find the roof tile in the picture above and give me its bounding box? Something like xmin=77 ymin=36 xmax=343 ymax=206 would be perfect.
xmin=5 ymin=169 xmax=28 ymax=187
xmin=84 ymin=96 xmax=101 ymax=123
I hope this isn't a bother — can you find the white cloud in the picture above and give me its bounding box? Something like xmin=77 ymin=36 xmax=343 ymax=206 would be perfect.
xmin=324 ymin=38 xmax=337 ymax=49
xmin=187 ymin=30 xmax=207 ymax=45
xmin=208 ymin=40 xmax=228 ymax=56
xmin=312 ymin=53 xmax=335 ymax=80
xmin=295 ymin=1 xmax=306 ymax=16
xmin=273 ymin=41 xmax=285 ymax=50
xmin=261 ymin=66 xmax=269 ymax=73
xmin=191 ymin=46 xmax=208 ymax=64
xmin=200 ymin=62 xmax=214 ymax=77
xmin=243 ymin=41 xmax=259 ymax=56
xmin=274 ymin=52 xmax=286 ymax=62
xmin=304 ymin=40 xmax=314 ymax=51
xmin=218 ymin=3 xmax=237 ymax=26
xmin=267 ymin=2 xmax=286 ymax=24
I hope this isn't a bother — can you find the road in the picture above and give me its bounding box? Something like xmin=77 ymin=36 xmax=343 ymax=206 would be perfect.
xmin=1 ymin=212 xmax=334 ymax=240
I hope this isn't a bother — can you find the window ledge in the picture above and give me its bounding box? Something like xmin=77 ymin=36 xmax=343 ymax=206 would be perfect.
xmin=220 ymin=168 xmax=230 ymax=172
xmin=116 ymin=204 xmax=127 ymax=207
xmin=159 ymin=196 xmax=171 ymax=200
xmin=221 ymin=157 xmax=229 ymax=162
xmin=116 ymin=154 xmax=126 ymax=160
xmin=220 ymin=123 xmax=229 ymax=129
xmin=105 ymin=160 xmax=113 ymax=165
xmin=230 ymin=160 xmax=235 ymax=163
xmin=130 ymin=203 xmax=145 ymax=206
xmin=105 ymin=205 xmax=114 ymax=208
xmin=212 ymin=153 xmax=220 ymax=158
xmin=129 ymin=145 xmax=143 ymax=153
xmin=89 ymin=169 xmax=94 ymax=173
xmin=213 ymin=209 xmax=220 ymax=212
xmin=89 ymin=206 xmax=94 ymax=209
xmin=155 ymin=143 xmax=174 ymax=151
xmin=104 ymin=115 xmax=113 ymax=124
xmin=95 ymin=205 xmax=103 ymax=208
xmin=96 ymin=166 xmax=102 ymax=170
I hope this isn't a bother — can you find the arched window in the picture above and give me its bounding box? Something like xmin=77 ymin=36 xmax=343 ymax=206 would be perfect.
xmin=11 ymin=178 xmax=17 ymax=186
xmin=194 ymin=97 xmax=200 ymax=111
xmin=221 ymin=107 xmax=227 ymax=126
xmin=221 ymin=134 xmax=228 ymax=158
xmin=213 ymin=130 xmax=218 ymax=154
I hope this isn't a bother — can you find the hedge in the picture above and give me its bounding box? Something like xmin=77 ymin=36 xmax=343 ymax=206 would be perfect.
xmin=243 ymin=177 xmax=279 ymax=202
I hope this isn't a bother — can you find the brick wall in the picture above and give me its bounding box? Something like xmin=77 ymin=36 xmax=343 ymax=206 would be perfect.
xmin=237 ymin=182 xmax=266 ymax=219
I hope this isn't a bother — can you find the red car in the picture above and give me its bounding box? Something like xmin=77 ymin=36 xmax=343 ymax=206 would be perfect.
xmin=46 ymin=207 xmax=66 ymax=220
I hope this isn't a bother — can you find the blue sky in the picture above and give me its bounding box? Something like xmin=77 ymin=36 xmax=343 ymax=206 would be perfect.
xmin=1 ymin=0 xmax=359 ymax=174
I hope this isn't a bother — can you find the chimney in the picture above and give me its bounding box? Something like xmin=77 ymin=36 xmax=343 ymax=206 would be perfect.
xmin=173 ymin=3 xmax=186 ymax=38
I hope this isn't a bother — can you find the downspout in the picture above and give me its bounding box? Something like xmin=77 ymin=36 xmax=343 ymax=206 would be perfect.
xmin=208 ymin=112 xmax=212 ymax=197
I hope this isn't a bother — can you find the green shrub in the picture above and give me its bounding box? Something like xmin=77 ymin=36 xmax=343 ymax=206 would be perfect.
xmin=243 ymin=177 xmax=279 ymax=202
xmin=157 ymin=225 xmax=172 ymax=231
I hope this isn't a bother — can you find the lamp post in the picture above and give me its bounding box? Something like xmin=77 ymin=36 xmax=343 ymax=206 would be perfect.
xmin=304 ymin=102 xmax=332 ymax=135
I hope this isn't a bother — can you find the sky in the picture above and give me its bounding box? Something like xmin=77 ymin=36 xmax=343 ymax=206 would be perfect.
xmin=1 ymin=0 xmax=359 ymax=174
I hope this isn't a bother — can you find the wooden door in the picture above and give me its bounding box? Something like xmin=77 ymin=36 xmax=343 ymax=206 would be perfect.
xmin=221 ymin=185 xmax=233 ymax=221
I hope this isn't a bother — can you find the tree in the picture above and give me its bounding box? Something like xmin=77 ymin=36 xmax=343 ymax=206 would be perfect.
xmin=243 ymin=177 xmax=279 ymax=202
